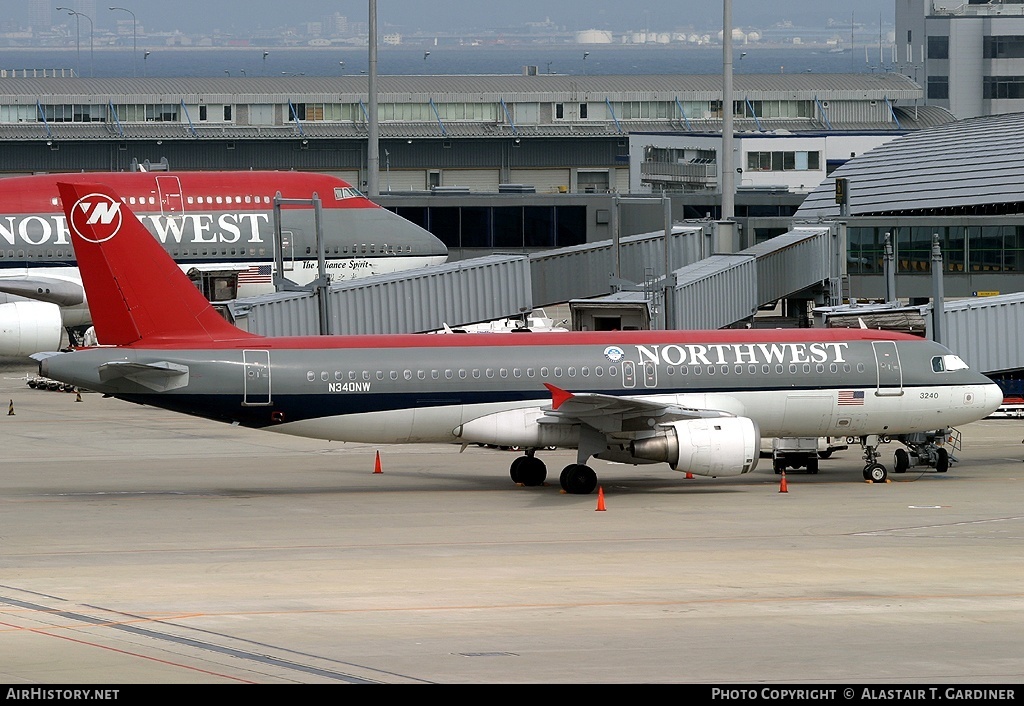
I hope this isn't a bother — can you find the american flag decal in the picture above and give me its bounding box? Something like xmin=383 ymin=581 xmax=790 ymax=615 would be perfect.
xmin=238 ymin=264 xmax=272 ymax=283
xmin=838 ymin=390 xmax=865 ymax=405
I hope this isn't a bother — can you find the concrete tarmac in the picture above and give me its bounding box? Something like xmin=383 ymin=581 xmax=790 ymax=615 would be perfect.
xmin=1 ymin=361 xmax=1023 ymax=684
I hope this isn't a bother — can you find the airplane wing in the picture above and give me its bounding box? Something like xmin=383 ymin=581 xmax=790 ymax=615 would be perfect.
xmin=98 ymin=360 xmax=190 ymax=392
xmin=0 ymin=276 xmax=84 ymax=307
xmin=540 ymin=383 xmax=735 ymax=434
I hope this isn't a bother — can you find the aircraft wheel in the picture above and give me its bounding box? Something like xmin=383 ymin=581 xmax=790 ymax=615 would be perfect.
xmin=893 ymin=448 xmax=910 ymax=474
xmin=518 ymin=456 xmax=547 ymax=486
xmin=560 ymin=464 xmax=597 ymax=495
xmin=509 ymin=456 xmax=528 ymax=484
xmin=935 ymin=447 xmax=949 ymax=473
xmin=806 ymin=457 xmax=819 ymax=474
xmin=866 ymin=464 xmax=888 ymax=483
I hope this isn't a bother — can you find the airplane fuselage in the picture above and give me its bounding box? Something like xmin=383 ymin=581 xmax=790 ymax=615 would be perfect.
xmin=0 ymin=171 xmax=448 ymax=326
xmin=40 ymin=330 xmax=1003 ymax=448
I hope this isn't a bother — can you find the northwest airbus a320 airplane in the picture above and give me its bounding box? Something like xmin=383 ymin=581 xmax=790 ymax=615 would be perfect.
xmin=0 ymin=170 xmax=447 ymax=356
xmin=34 ymin=181 xmax=1003 ymax=492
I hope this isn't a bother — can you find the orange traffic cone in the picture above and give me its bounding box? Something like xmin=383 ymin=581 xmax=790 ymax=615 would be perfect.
xmin=779 ymin=471 xmax=788 ymax=493
xmin=75 ymin=390 xmax=82 ymax=403
xmin=373 ymin=450 xmax=382 ymax=474
xmin=7 ymin=399 xmax=13 ymax=416
xmin=596 ymin=486 xmax=606 ymax=511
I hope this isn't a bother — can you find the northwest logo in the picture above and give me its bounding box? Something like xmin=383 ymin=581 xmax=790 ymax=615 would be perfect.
xmin=69 ymin=193 xmax=123 ymax=243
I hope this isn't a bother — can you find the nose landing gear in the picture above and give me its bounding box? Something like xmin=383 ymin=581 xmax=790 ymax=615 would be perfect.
xmin=856 ymin=434 xmax=889 ymax=483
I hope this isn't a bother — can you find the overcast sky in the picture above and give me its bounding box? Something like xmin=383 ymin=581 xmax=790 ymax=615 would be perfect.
xmin=6 ymin=1 xmax=895 ymax=34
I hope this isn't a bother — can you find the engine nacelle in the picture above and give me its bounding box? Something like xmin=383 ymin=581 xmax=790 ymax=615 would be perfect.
xmin=456 ymin=408 xmax=579 ymax=449
xmin=0 ymin=301 xmax=63 ymax=357
xmin=629 ymin=417 xmax=760 ymax=477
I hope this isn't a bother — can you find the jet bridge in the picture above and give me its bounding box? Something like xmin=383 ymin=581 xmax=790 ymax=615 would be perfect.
xmin=226 ymin=224 xmax=844 ymax=336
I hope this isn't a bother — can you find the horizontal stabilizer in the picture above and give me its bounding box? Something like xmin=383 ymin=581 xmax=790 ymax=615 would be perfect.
xmin=98 ymin=360 xmax=190 ymax=392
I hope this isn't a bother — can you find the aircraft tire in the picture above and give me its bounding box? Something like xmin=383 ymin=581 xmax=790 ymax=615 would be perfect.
xmin=893 ymin=448 xmax=910 ymax=474
xmin=866 ymin=464 xmax=888 ymax=483
xmin=510 ymin=456 xmax=528 ymax=484
xmin=935 ymin=447 xmax=949 ymax=473
xmin=560 ymin=464 xmax=597 ymax=495
xmin=518 ymin=456 xmax=547 ymax=486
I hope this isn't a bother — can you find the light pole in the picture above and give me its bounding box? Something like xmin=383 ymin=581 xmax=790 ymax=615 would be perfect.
xmin=143 ymin=50 xmax=151 ymax=76
xmin=108 ymin=7 xmax=137 ymax=78
xmin=59 ymin=9 xmax=94 ymax=77
xmin=262 ymin=51 xmax=269 ymax=76
xmin=582 ymin=51 xmax=590 ymax=75
xmin=56 ymin=7 xmax=80 ymax=76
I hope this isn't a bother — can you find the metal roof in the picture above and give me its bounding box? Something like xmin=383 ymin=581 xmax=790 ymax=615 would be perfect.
xmin=0 ymin=72 xmax=930 ymax=142
xmin=795 ymin=111 xmax=1024 ymax=218
xmin=0 ymin=72 xmax=922 ymax=101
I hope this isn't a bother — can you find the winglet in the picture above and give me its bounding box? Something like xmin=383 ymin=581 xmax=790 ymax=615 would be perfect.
xmin=544 ymin=382 xmax=574 ymax=410
xmin=56 ymin=181 xmax=254 ymax=346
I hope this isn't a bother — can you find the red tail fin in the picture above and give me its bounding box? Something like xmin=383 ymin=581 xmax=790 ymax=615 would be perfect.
xmin=57 ymin=181 xmax=253 ymax=345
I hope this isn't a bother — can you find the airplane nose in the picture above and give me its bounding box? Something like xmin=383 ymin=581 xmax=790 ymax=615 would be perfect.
xmin=981 ymin=382 xmax=1004 ymax=417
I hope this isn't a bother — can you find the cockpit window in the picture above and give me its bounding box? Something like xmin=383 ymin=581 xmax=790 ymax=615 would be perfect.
xmin=933 ymin=355 xmax=969 ymax=373
xmin=333 ymin=186 xmax=364 ymax=200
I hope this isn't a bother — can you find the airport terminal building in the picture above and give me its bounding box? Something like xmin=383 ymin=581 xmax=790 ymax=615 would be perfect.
xmin=8 ymin=69 xmax=1024 ymax=302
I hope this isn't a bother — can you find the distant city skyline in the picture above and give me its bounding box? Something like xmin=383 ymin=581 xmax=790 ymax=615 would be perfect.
xmin=3 ymin=1 xmax=895 ymax=36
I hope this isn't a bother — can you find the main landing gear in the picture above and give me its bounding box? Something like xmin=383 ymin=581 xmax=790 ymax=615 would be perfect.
xmin=893 ymin=430 xmax=955 ymax=474
xmin=508 ymin=449 xmax=598 ymax=495
xmin=854 ymin=430 xmax=957 ymax=483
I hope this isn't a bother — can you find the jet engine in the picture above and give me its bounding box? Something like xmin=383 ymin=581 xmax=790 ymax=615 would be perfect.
xmin=456 ymin=407 xmax=579 ymax=449
xmin=629 ymin=417 xmax=759 ymax=477
xmin=0 ymin=301 xmax=63 ymax=357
